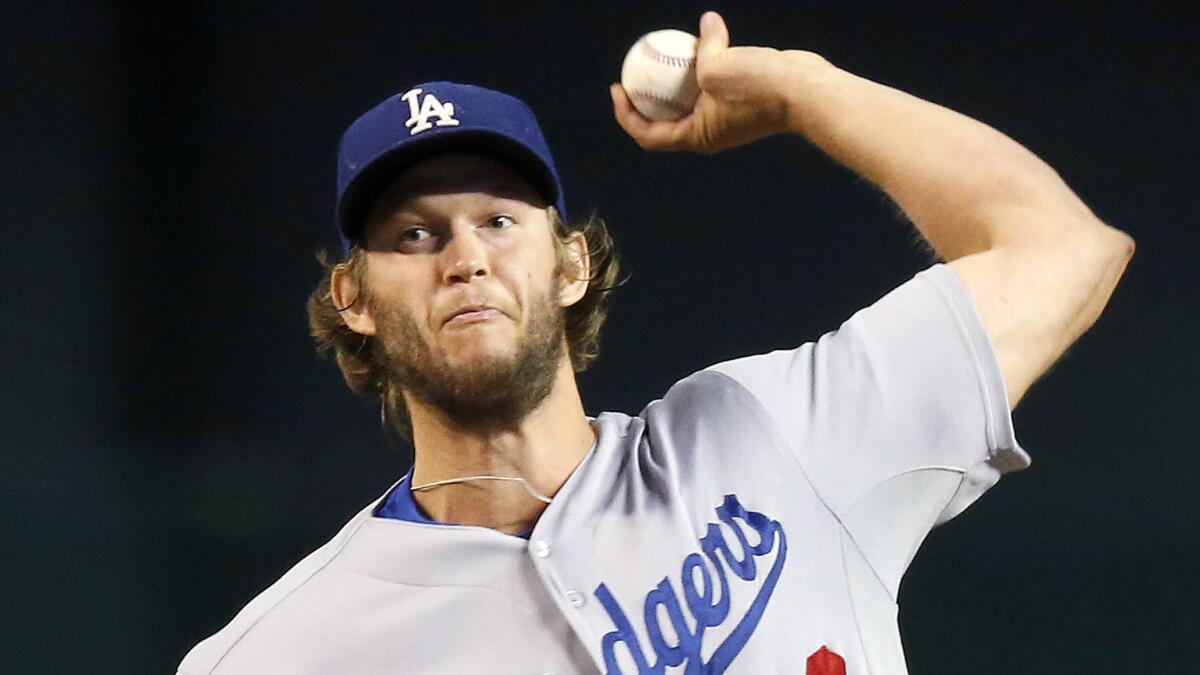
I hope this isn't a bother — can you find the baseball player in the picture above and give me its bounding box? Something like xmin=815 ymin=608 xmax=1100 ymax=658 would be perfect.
xmin=179 ymin=12 xmax=1133 ymax=674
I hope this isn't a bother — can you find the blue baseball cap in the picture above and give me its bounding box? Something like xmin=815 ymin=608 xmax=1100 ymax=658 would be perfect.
xmin=335 ymin=81 xmax=567 ymax=253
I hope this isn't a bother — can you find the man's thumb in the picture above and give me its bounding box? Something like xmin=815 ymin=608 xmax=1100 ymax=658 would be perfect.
xmin=697 ymin=11 xmax=729 ymax=62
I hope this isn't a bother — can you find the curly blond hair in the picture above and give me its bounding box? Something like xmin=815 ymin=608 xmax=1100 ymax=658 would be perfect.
xmin=306 ymin=207 xmax=622 ymax=440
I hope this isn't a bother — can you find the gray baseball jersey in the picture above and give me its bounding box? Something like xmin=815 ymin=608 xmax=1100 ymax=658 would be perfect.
xmin=179 ymin=263 xmax=1028 ymax=674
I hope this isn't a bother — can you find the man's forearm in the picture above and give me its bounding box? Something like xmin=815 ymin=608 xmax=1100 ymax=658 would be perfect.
xmin=777 ymin=52 xmax=1116 ymax=259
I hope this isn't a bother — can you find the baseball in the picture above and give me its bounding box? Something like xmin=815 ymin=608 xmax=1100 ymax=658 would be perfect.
xmin=620 ymin=29 xmax=700 ymax=121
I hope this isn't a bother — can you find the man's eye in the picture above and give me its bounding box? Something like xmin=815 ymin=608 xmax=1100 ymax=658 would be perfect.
xmin=485 ymin=215 xmax=516 ymax=229
xmin=399 ymin=227 xmax=431 ymax=243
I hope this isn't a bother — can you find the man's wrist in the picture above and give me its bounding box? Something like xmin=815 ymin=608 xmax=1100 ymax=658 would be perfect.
xmin=776 ymin=50 xmax=844 ymax=138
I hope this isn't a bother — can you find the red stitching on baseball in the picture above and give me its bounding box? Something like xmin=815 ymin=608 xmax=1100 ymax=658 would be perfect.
xmin=627 ymin=89 xmax=692 ymax=114
xmin=638 ymin=38 xmax=696 ymax=69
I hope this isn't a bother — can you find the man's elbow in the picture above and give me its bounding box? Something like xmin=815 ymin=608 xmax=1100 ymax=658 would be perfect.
xmin=1091 ymin=222 xmax=1136 ymax=273
xmin=1049 ymin=215 xmax=1134 ymax=265
xmin=1114 ymin=228 xmax=1136 ymax=263
xmin=1066 ymin=221 xmax=1135 ymax=330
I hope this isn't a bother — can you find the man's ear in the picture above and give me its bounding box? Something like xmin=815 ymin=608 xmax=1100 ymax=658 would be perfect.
xmin=331 ymin=263 xmax=377 ymax=336
xmin=558 ymin=231 xmax=590 ymax=308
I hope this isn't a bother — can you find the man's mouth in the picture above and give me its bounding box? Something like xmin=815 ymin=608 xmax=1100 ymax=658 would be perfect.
xmin=445 ymin=305 xmax=503 ymax=326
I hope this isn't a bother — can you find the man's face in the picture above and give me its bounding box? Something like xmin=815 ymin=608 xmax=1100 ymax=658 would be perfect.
xmin=356 ymin=153 xmax=572 ymax=425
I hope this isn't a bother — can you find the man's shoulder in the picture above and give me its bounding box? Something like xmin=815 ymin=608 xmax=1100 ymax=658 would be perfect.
xmin=629 ymin=366 xmax=785 ymax=459
xmin=655 ymin=357 xmax=787 ymax=417
xmin=176 ymin=498 xmax=383 ymax=674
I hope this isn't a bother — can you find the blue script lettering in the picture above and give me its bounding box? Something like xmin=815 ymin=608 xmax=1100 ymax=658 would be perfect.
xmin=595 ymin=494 xmax=788 ymax=674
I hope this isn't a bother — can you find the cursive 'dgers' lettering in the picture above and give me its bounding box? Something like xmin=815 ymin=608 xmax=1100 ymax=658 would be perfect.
xmin=595 ymin=494 xmax=788 ymax=674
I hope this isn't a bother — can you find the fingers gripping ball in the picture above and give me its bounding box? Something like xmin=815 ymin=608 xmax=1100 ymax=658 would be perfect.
xmin=620 ymin=29 xmax=700 ymax=121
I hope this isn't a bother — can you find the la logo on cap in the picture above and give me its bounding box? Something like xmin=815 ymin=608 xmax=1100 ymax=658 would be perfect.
xmin=401 ymin=87 xmax=460 ymax=136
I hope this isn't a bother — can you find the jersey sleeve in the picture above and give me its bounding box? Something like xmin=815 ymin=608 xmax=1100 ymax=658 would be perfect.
xmin=706 ymin=263 xmax=1029 ymax=598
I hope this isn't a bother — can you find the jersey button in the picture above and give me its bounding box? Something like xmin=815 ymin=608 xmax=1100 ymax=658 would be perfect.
xmin=531 ymin=540 xmax=551 ymax=558
xmin=565 ymin=590 xmax=586 ymax=608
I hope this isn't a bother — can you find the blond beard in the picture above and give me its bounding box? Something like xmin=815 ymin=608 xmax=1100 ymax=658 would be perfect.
xmin=369 ymin=281 xmax=566 ymax=430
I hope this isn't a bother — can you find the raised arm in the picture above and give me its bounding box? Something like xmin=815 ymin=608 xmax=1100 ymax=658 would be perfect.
xmin=612 ymin=12 xmax=1134 ymax=408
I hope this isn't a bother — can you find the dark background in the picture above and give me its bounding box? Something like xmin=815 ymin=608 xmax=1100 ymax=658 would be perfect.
xmin=4 ymin=1 xmax=1197 ymax=673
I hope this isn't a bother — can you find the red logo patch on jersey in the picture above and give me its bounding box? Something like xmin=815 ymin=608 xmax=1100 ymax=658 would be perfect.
xmin=807 ymin=646 xmax=846 ymax=675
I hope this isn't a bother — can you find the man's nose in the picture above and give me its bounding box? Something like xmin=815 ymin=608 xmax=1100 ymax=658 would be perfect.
xmin=440 ymin=225 xmax=490 ymax=284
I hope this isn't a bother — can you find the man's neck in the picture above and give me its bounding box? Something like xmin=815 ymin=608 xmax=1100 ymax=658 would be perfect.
xmin=405 ymin=358 xmax=596 ymax=535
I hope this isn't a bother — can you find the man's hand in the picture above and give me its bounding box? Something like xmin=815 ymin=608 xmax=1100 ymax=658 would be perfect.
xmin=611 ymin=12 xmax=809 ymax=154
